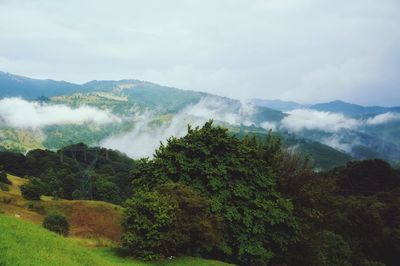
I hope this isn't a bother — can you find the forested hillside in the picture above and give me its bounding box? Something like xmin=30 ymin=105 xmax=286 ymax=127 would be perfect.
xmin=1 ymin=122 xmax=399 ymax=265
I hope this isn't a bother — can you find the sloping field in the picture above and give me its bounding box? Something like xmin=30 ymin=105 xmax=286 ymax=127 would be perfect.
xmin=0 ymin=174 xmax=234 ymax=266
xmin=0 ymin=174 xmax=123 ymax=242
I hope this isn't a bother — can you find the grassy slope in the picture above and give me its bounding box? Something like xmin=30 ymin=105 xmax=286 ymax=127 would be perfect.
xmin=0 ymin=214 xmax=142 ymax=266
xmin=0 ymin=175 xmax=124 ymax=242
xmin=0 ymin=175 xmax=233 ymax=266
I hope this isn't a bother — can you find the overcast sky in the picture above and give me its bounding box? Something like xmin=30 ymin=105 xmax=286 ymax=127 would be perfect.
xmin=0 ymin=0 xmax=399 ymax=106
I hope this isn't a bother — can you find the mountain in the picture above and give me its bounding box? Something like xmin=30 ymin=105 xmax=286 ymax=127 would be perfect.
xmin=310 ymin=100 xmax=400 ymax=117
xmin=0 ymin=71 xmax=84 ymax=99
xmin=251 ymin=98 xmax=306 ymax=111
xmin=1 ymin=71 xmax=399 ymax=169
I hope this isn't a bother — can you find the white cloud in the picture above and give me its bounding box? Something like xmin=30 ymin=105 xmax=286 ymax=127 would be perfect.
xmin=260 ymin=121 xmax=277 ymax=131
xmin=320 ymin=135 xmax=353 ymax=153
xmin=281 ymin=109 xmax=361 ymax=132
xmin=0 ymin=98 xmax=120 ymax=128
xmin=366 ymin=112 xmax=400 ymax=125
xmin=186 ymin=97 xmax=255 ymax=126
xmin=101 ymin=96 xmax=257 ymax=158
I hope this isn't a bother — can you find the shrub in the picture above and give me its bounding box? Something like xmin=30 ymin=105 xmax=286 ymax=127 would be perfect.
xmin=156 ymin=182 xmax=223 ymax=256
xmin=0 ymin=171 xmax=11 ymax=185
xmin=20 ymin=182 xmax=42 ymax=201
xmin=0 ymin=182 xmax=10 ymax=192
xmin=122 ymin=183 xmax=223 ymax=260
xmin=1 ymin=196 xmax=14 ymax=204
xmin=26 ymin=201 xmax=45 ymax=214
xmin=42 ymin=214 xmax=69 ymax=236
xmin=309 ymin=231 xmax=352 ymax=266
xmin=122 ymin=190 xmax=176 ymax=260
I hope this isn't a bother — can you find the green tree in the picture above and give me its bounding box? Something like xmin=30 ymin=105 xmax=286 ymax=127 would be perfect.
xmin=122 ymin=190 xmax=176 ymax=260
xmin=94 ymin=178 xmax=122 ymax=204
xmin=157 ymin=182 xmax=223 ymax=256
xmin=130 ymin=121 xmax=298 ymax=265
xmin=20 ymin=181 xmax=42 ymax=201
xmin=0 ymin=170 xmax=11 ymax=185
xmin=42 ymin=214 xmax=69 ymax=236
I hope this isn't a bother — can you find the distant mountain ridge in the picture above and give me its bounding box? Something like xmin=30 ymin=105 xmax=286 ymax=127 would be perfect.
xmin=0 ymin=71 xmax=83 ymax=99
xmin=310 ymin=100 xmax=400 ymax=117
xmin=251 ymin=99 xmax=308 ymax=111
xmin=252 ymin=98 xmax=400 ymax=117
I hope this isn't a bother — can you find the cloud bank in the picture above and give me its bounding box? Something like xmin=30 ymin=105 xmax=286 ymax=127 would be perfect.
xmin=366 ymin=112 xmax=400 ymax=125
xmin=0 ymin=98 xmax=120 ymax=128
xmin=101 ymin=97 xmax=256 ymax=158
xmin=281 ymin=109 xmax=361 ymax=133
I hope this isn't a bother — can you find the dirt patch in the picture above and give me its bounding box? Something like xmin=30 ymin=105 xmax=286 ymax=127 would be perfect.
xmin=68 ymin=201 xmax=123 ymax=242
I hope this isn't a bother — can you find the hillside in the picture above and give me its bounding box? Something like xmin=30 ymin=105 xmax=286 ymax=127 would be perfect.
xmin=0 ymin=174 xmax=233 ymax=266
xmin=0 ymin=215 xmax=232 ymax=266
xmin=0 ymin=174 xmax=124 ymax=242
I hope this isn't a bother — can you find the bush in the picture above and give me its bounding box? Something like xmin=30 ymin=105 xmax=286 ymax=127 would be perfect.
xmin=1 ymin=196 xmax=14 ymax=204
xmin=122 ymin=184 xmax=224 ymax=260
xmin=0 ymin=171 xmax=11 ymax=185
xmin=26 ymin=201 xmax=45 ymax=214
xmin=42 ymin=214 xmax=69 ymax=236
xmin=0 ymin=182 xmax=9 ymax=192
xmin=156 ymin=182 xmax=223 ymax=256
xmin=20 ymin=182 xmax=42 ymax=201
xmin=122 ymin=190 xmax=176 ymax=260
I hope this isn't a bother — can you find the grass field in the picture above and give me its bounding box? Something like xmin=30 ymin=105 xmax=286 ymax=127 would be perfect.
xmin=0 ymin=175 xmax=233 ymax=266
xmin=0 ymin=174 xmax=123 ymax=242
xmin=0 ymin=214 xmax=231 ymax=266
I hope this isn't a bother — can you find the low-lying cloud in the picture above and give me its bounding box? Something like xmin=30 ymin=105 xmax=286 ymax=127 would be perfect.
xmin=101 ymin=97 xmax=257 ymax=158
xmin=366 ymin=112 xmax=400 ymax=125
xmin=281 ymin=109 xmax=361 ymax=133
xmin=0 ymin=97 xmax=120 ymax=128
xmin=260 ymin=121 xmax=277 ymax=131
xmin=186 ymin=97 xmax=256 ymax=126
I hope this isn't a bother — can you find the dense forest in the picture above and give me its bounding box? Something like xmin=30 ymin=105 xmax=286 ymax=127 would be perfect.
xmin=1 ymin=121 xmax=399 ymax=265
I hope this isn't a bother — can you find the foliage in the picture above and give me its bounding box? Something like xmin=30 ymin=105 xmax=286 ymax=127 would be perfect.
xmin=308 ymin=230 xmax=352 ymax=266
xmin=122 ymin=183 xmax=223 ymax=260
xmin=20 ymin=180 xmax=42 ymax=201
xmin=0 ymin=170 xmax=11 ymax=184
xmin=42 ymin=214 xmax=70 ymax=236
xmin=94 ymin=178 xmax=123 ymax=205
xmin=156 ymin=183 xmax=223 ymax=256
xmin=130 ymin=121 xmax=298 ymax=265
xmin=277 ymin=156 xmax=400 ymax=266
xmin=0 ymin=182 xmax=9 ymax=191
xmin=0 ymin=144 xmax=135 ymax=204
xmin=122 ymin=190 xmax=177 ymax=260
xmin=334 ymin=159 xmax=400 ymax=196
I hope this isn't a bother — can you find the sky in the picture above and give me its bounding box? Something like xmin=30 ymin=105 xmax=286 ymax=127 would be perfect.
xmin=0 ymin=0 xmax=399 ymax=106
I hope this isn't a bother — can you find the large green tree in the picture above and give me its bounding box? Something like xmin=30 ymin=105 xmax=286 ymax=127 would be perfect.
xmin=130 ymin=121 xmax=298 ymax=265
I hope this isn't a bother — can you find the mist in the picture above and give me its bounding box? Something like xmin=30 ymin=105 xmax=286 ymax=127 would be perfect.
xmin=281 ymin=109 xmax=361 ymax=133
xmin=0 ymin=97 xmax=120 ymax=128
xmin=101 ymin=97 xmax=256 ymax=158
xmin=366 ymin=112 xmax=400 ymax=125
